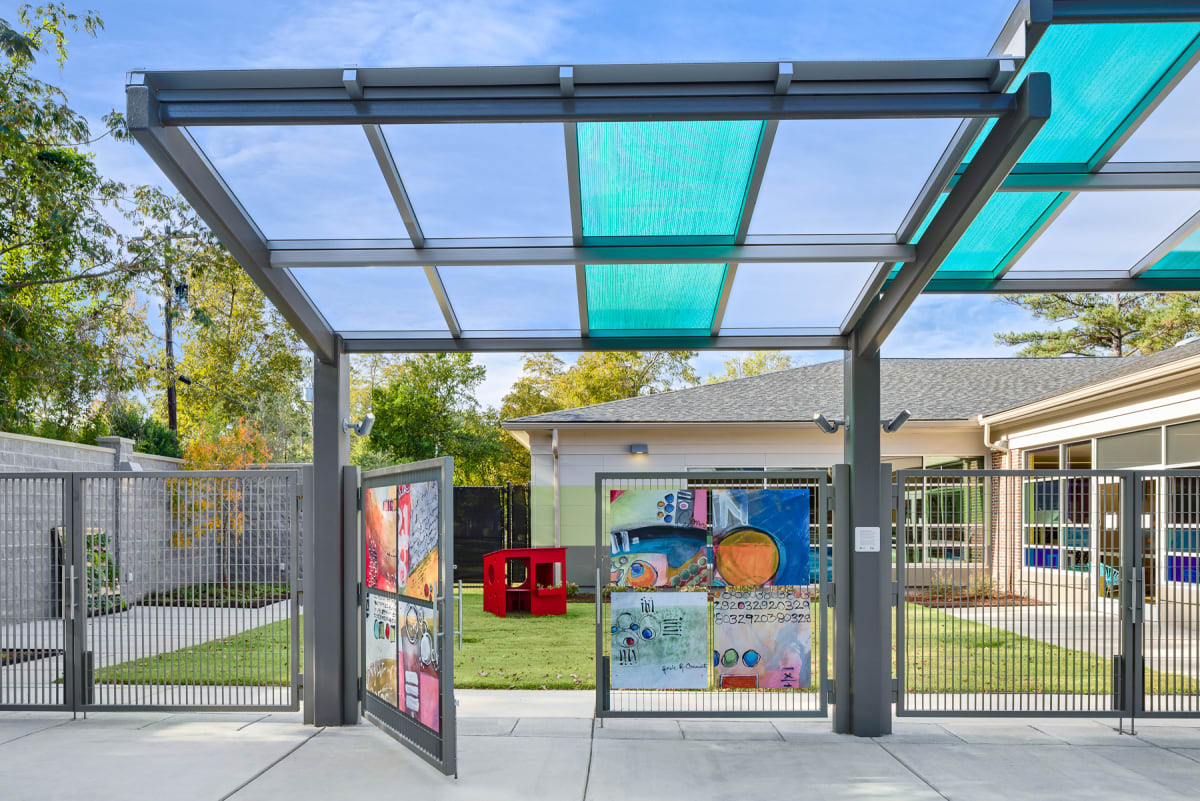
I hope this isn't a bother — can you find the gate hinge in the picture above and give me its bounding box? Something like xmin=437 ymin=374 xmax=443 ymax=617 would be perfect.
xmin=358 ymin=582 xmax=364 ymax=608
xmin=891 ymin=581 xmax=900 ymax=608
xmin=891 ymin=677 xmax=900 ymax=702
xmin=356 ymin=486 xmax=363 ymax=511
xmin=890 ymin=482 xmax=899 ymax=500
xmin=825 ymin=487 xmax=835 ymax=511
xmin=824 ymin=679 xmax=836 ymax=703
xmin=824 ymin=583 xmax=835 ymax=608
xmin=357 ymin=677 xmax=363 ymax=701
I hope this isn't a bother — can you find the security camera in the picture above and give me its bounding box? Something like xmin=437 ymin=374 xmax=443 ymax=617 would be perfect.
xmin=882 ymin=409 xmax=911 ymax=433
xmin=812 ymin=413 xmax=840 ymax=434
xmin=342 ymin=413 xmax=375 ymax=437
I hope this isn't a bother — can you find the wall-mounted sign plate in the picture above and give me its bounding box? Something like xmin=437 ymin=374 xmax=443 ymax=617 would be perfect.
xmin=854 ymin=526 xmax=881 ymax=553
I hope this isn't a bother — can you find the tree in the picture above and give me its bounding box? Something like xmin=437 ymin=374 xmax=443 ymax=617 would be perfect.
xmin=501 ymin=351 xmax=698 ymax=418
xmin=170 ymin=248 xmax=309 ymax=461
xmin=995 ymin=293 xmax=1200 ymax=357
xmin=0 ymin=6 xmax=207 ymax=438
xmin=705 ymin=351 xmax=795 ymax=383
xmin=367 ymin=353 xmax=524 ymax=484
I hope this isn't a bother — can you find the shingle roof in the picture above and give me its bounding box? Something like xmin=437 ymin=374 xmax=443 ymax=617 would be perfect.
xmin=989 ymin=338 xmax=1200 ymax=413
xmin=504 ymin=356 xmax=1129 ymax=426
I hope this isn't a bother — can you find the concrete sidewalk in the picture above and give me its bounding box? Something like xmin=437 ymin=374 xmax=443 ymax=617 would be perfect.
xmin=5 ymin=693 xmax=1200 ymax=800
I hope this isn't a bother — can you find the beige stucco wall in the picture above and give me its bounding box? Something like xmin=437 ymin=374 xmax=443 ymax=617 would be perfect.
xmin=523 ymin=422 xmax=986 ymax=549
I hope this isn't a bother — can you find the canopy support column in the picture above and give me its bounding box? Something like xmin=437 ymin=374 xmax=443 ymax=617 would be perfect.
xmin=835 ymin=345 xmax=892 ymax=736
xmin=312 ymin=344 xmax=353 ymax=725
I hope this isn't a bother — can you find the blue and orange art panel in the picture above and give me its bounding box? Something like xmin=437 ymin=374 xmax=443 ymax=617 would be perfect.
xmin=608 ymin=489 xmax=710 ymax=587
xmin=711 ymin=488 xmax=810 ymax=587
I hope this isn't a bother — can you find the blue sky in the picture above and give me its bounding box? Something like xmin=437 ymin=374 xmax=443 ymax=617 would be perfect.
xmin=30 ymin=0 xmax=1200 ymax=406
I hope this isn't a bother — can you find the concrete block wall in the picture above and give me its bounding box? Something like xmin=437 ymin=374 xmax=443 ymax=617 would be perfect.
xmin=0 ymin=435 xmax=301 ymax=625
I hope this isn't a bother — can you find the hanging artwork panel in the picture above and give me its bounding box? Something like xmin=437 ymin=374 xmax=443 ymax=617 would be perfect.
xmin=610 ymin=591 xmax=709 ymax=689
xmin=711 ymin=488 xmax=810 ymax=586
xmin=397 ymin=481 xmax=440 ymax=601
xmin=364 ymin=594 xmax=399 ymax=706
xmin=712 ymin=587 xmax=811 ymax=689
xmin=608 ymin=488 xmax=710 ymax=587
xmin=364 ymin=485 xmax=398 ymax=592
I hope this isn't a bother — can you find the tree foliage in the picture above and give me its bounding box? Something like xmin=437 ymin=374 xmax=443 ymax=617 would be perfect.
xmin=995 ymin=293 xmax=1200 ymax=357
xmin=705 ymin=351 xmax=795 ymax=383
xmin=169 ymin=250 xmax=308 ymax=461
xmin=0 ymin=5 xmax=225 ymax=440
xmin=501 ymin=351 xmax=698 ymax=418
xmin=366 ymin=354 xmax=525 ymax=485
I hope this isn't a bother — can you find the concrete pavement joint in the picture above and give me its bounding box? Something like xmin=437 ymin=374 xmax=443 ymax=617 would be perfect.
xmin=236 ymin=714 xmax=272 ymax=731
xmin=222 ymin=726 xmax=324 ymax=801
xmin=0 ymin=717 xmax=71 ymax=746
xmin=579 ymin=718 xmax=596 ymax=801
xmin=874 ymin=739 xmax=952 ymax=801
xmin=768 ymin=720 xmax=785 ymax=741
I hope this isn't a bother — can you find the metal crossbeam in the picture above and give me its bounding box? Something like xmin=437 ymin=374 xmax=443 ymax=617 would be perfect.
xmin=923 ymin=272 xmax=1200 ymax=292
xmin=340 ymin=330 xmax=847 ymax=353
xmin=949 ymin=162 xmax=1200 ymax=191
xmin=1133 ymin=207 xmax=1200 ymax=276
xmin=125 ymin=82 xmax=337 ymax=363
xmin=853 ymin=74 xmax=1051 ymax=354
xmin=270 ymin=240 xmax=912 ymax=268
xmin=137 ymin=59 xmax=1021 ymax=127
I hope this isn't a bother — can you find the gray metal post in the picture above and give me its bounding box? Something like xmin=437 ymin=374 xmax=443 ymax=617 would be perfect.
xmin=832 ymin=463 xmax=851 ymax=733
xmin=312 ymin=348 xmax=350 ymax=725
xmin=342 ymin=466 xmax=361 ymax=723
xmin=301 ymin=465 xmax=316 ymax=724
xmin=840 ymin=347 xmax=892 ymax=736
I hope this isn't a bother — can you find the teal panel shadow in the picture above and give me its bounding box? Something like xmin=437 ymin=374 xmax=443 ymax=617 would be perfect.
xmin=577 ymin=121 xmax=765 ymax=242
xmin=1143 ymin=226 xmax=1200 ymax=277
xmin=586 ymin=263 xmax=727 ymax=334
xmin=964 ymin=22 xmax=1200 ymax=165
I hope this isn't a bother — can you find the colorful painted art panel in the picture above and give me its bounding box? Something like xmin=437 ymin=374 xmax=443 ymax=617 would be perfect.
xmin=712 ymin=488 xmax=810 ymax=587
xmin=610 ymin=591 xmax=709 ymax=689
xmin=364 ymin=594 xmax=398 ymax=706
xmin=364 ymin=485 xmax=397 ymax=592
xmin=398 ymin=600 xmax=440 ymax=732
xmin=397 ymin=481 xmax=440 ymax=601
xmin=608 ymin=489 xmax=710 ymax=587
xmin=712 ymin=587 xmax=811 ymax=689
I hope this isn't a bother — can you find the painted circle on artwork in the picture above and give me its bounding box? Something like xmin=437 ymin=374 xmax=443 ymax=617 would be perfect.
xmin=714 ymin=526 xmax=780 ymax=585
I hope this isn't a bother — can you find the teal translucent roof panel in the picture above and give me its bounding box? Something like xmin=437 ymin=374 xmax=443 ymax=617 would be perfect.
xmin=1144 ymin=226 xmax=1200 ymax=277
xmin=585 ymin=264 xmax=727 ymax=334
xmin=722 ymin=263 xmax=877 ymax=329
xmin=577 ymin=121 xmax=764 ymax=242
xmin=438 ymin=266 xmax=579 ymax=331
xmin=748 ymin=119 xmax=961 ymax=234
xmin=965 ymin=22 xmax=1200 ymax=165
xmin=380 ymin=124 xmax=571 ymax=238
xmin=291 ymin=267 xmax=446 ymax=331
xmin=189 ymin=126 xmax=404 ymax=239
xmin=927 ymin=192 xmax=1067 ymax=276
xmin=1013 ymin=192 xmax=1200 ymax=271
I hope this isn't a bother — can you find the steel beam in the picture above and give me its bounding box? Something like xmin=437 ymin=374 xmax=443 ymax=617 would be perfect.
xmin=563 ymin=118 xmax=589 ymax=335
xmin=312 ymin=348 xmax=350 ymax=725
xmin=362 ymin=124 xmax=425 ymax=246
xmin=838 ymin=348 xmax=891 ymax=737
xmin=126 ymin=83 xmax=336 ymax=363
xmin=1131 ymin=208 xmax=1200 ymax=276
xmin=922 ymin=272 xmax=1200 ymax=292
xmin=270 ymin=241 xmax=913 ymax=268
xmin=340 ymin=331 xmax=847 ymax=353
xmin=853 ymin=74 xmax=1051 ymax=354
xmin=422 ymin=265 xmax=462 ymax=337
xmin=950 ymin=162 xmax=1200 ymax=191
xmin=1032 ymin=0 xmax=1200 ymax=31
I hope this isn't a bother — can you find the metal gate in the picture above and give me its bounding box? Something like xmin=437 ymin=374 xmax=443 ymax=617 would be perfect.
xmin=1 ymin=470 xmax=301 ymax=712
xmin=895 ymin=468 xmax=1200 ymax=719
xmin=359 ymin=458 xmax=455 ymax=776
xmin=595 ymin=470 xmax=832 ymax=718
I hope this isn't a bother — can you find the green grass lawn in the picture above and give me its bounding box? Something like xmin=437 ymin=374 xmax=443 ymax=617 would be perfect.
xmin=454 ymin=588 xmax=596 ymax=689
xmin=92 ymin=592 xmax=1199 ymax=696
xmin=96 ymin=617 xmax=299 ymax=687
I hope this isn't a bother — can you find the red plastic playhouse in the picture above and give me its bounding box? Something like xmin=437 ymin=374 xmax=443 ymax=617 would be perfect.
xmin=482 ymin=547 xmax=567 ymax=617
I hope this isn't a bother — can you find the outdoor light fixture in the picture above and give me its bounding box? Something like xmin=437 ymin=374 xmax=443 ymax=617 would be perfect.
xmin=882 ymin=409 xmax=911 ymax=433
xmin=629 ymin=443 xmax=649 ymax=454
xmin=342 ymin=413 xmax=375 ymax=437
xmin=812 ymin=413 xmax=840 ymax=434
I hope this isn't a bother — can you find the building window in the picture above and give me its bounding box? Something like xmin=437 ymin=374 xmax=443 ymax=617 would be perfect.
xmin=1097 ymin=427 xmax=1161 ymax=469
xmin=898 ymin=456 xmax=987 ymax=564
xmin=1166 ymin=420 xmax=1200 ymax=467
xmin=1168 ymin=476 xmax=1200 ymax=583
xmin=1023 ymin=442 xmax=1091 ymax=572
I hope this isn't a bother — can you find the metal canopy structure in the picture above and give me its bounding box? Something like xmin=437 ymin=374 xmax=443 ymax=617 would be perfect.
xmin=127 ymin=2 xmax=1200 ymax=358
xmin=125 ymin=0 xmax=1200 ymax=740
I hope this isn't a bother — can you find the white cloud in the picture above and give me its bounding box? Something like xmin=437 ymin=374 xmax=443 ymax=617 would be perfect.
xmin=254 ymin=0 xmax=573 ymax=68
